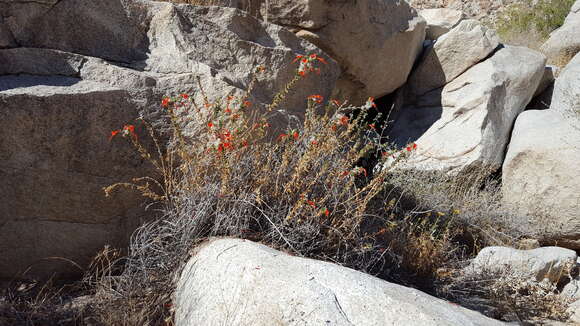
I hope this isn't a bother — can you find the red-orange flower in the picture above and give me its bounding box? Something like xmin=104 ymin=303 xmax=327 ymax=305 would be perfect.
xmin=161 ymin=97 xmax=170 ymax=108
xmin=307 ymin=94 xmax=324 ymax=104
xmin=293 ymin=131 xmax=299 ymax=140
xmin=277 ymin=133 xmax=288 ymax=141
xmin=207 ymin=122 xmax=214 ymax=128
xmin=243 ymin=100 xmax=252 ymax=108
xmin=369 ymin=123 xmax=376 ymax=130
xmin=339 ymin=115 xmax=349 ymax=126
xmin=307 ymin=200 xmax=316 ymax=208
xmin=109 ymin=130 xmax=120 ymax=141
xmin=324 ymin=208 xmax=330 ymax=217
xmin=180 ymin=93 xmax=189 ymax=99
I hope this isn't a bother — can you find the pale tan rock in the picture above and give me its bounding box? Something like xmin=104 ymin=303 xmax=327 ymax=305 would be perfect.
xmin=407 ymin=19 xmax=500 ymax=96
xmin=389 ymin=46 xmax=546 ymax=173
xmin=420 ymin=8 xmax=464 ymax=40
xmin=175 ymin=239 xmax=504 ymax=326
xmin=502 ymin=109 xmax=580 ymax=249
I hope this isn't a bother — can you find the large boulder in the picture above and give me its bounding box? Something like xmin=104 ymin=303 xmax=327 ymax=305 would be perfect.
xmin=502 ymin=110 xmax=580 ymax=248
xmin=467 ymin=246 xmax=577 ymax=283
xmin=388 ymin=45 xmax=546 ymax=173
xmin=0 ymin=1 xmax=339 ymax=279
xmin=502 ymin=53 xmax=580 ymax=249
xmin=175 ymin=238 xmax=504 ymax=326
xmin=419 ymin=8 xmax=464 ymax=40
xmin=407 ymin=19 xmax=500 ymax=97
xmin=550 ymin=52 xmax=580 ymax=115
xmin=541 ymin=0 xmax=580 ymax=63
xmin=236 ymin=0 xmax=426 ymax=103
xmin=0 ymin=75 xmax=148 ymax=279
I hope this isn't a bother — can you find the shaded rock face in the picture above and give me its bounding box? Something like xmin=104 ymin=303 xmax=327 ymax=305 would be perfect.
xmin=0 ymin=0 xmax=339 ymax=279
xmin=388 ymin=45 xmax=546 ymax=173
xmin=230 ymin=0 xmax=426 ymax=104
xmin=175 ymin=239 xmax=504 ymax=326
xmin=541 ymin=0 xmax=580 ymax=62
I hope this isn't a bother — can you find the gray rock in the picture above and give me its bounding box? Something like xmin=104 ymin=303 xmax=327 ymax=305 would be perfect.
xmin=502 ymin=109 xmax=580 ymax=249
xmin=0 ymin=0 xmax=148 ymax=61
xmin=541 ymin=0 xmax=580 ymax=62
xmin=407 ymin=19 xmax=500 ymax=97
xmin=419 ymin=8 xmax=464 ymax=40
xmin=175 ymin=238 xmax=504 ymax=326
xmin=551 ymin=52 xmax=580 ymax=116
xmin=0 ymin=17 xmax=16 ymax=48
xmin=237 ymin=0 xmax=426 ymax=104
xmin=468 ymin=246 xmax=577 ymax=283
xmin=0 ymin=3 xmax=339 ymax=279
xmin=389 ymin=45 xmax=546 ymax=173
xmin=567 ymin=300 xmax=580 ymax=324
xmin=0 ymin=75 xmax=149 ymax=279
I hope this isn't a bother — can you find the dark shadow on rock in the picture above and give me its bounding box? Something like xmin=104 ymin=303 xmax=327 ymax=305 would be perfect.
xmin=0 ymin=75 xmax=80 ymax=92
xmin=385 ymin=86 xmax=444 ymax=148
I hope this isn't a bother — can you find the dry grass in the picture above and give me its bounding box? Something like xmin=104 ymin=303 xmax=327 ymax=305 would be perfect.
xmin=439 ymin=261 xmax=575 ymax=323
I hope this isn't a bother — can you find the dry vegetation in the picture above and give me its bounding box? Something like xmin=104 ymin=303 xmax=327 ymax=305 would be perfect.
xmin=1 ymin=54 xmax=575 ymax=325
xmin=495 ymin=0 xmax=575 ymax=65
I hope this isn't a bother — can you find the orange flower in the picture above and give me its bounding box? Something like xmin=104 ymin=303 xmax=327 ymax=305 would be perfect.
xmin=293 ymin=131 xmax=299 ymax=140
xmin=109 ymin=130 xmax=120 ymax=141
xmin=243 ymin=100 xmax=252 ymax=108
xmin=331 ymin=99 xmax=343 ymax=107
xmin=116 ymin=124 xmax=137 ymax=141
xmin=277 ymin=133 xmax=288 ymax=141
xmin=339 ymin=115 xmax=349 ymax=126
xmin=292 ymin=55 xmax=304 ymax=64
xmin=369 ymin=123 xmax=376 ymax=130
xmin=307 ymin=94 xmax=324 ymax=104
xmin=161 ymin=97 xmax=170 ymax=108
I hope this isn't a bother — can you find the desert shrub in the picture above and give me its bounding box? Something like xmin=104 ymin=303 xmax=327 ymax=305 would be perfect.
xmin=439 ymin=261 xmax=575 ymax=323
xmin=495 ymin=0 xmax=575 ymax=47
xmin=88 ymin=55 xmax=531 ymax=324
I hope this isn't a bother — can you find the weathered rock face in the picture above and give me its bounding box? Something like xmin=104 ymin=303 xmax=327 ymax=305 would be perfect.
xmin=175 ymin=239 xmax=504 ymax=326
xmin=407 ymin=19 xmax=500 ymax=96
xmin=0 ymin=74 xmax=148 ymax=279
xmin=502 ymin=53 xmax=580 ymax=249
xmin=419 ymin=8 xmax=464 ymax=40
xmin=0 ymin=0 xmax=339 ymax=279
xmin=502 ymin=110 xmax=580 ymax=249
xmin=235 ymin=0 xmax=426 ymax=104
xmin=550 ymin=52 xmax=580 ymax=115
xmin=541 ymin=0 xmax=580 ymax=62
xmin=389 ymin=45 xmax=546 ymax=173
xmin=467 ymin=246 xmax=577 ymax=283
